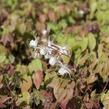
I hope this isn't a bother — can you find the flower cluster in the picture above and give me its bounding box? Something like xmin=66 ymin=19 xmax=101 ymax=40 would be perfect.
xmin=29 ymin=30 xmax=72 ymax=75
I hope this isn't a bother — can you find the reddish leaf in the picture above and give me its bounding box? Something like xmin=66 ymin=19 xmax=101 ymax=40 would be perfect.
xmin=48 ymin=78 xmax=75 ymax=109
xmin=60 ymin=98 xmax=68 ymax=109
xmin=36 ymin=22 xmax=46 ymax=32
xmin=0 ymin=34 xmax=14 ymax=47
xmin=0 ymin=9 xmax=8 ymax=26
xmin=0 ymin=103 xmax=6 ymax=108
xmin=41 ymin=90 xmax=54 ymax=109
xmin=59 ymin=81 xmax=75 ymax=109
xmin=5 ymin=64 xmax=15 ymax=75
xmin=38 ymin=13 xmax=47 ymax=23
xmin=0 ymin=75 xmax=3 ymax=83
xmin=48 ymin=10 xmax=57 ymax=22
xmin=32 ymin=70 xmax=43 ymax=89
xmin=0 ymin=96 xmax=11 ymax=108
xmin=23 ymin=106 xmax=30 ymax=109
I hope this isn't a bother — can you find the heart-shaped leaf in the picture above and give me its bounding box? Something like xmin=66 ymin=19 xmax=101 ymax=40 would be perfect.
xmin=87 ymin=74 xmax=97 ymax=84
xmin=28 ymin=59 xmax=42 ymax=73
xmin=88 ymin=33 xmax=96 ymax=51
xmin=0 ymin=75 xmax=3 ymax=83
xmin=48 ymin=78 xmax=75 ymax=109
xmin=79 ymin=37 xmax=88 ymax=51
xmin=59 ymin=81 xmax=75 ymax=109
xmin=16 ymin=92 xmax=30 ymax=106
xmin=32 ymin=70 xmax=43 ymax=89
xmin=61 ymin=55 xmax=71 ymax=64
xmin=101 ymin=91 xmax=109 ymax=109
xmin=20 ymin=75 xmax=32 ymax=92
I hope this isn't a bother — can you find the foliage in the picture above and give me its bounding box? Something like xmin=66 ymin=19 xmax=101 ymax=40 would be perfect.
xmin=0 ymin=0 xmax=109 ymax=109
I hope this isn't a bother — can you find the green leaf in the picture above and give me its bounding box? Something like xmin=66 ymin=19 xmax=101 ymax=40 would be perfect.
xmin=76 ymin=51 xmax=88 ymax=66
xmin=89 ymin=0 xmax=97 ymax=18
xmin=79 ymin=37 xmax=88 ymax=51
xmin=88 ymin=33 xmax=96 ymax=50
xmin=67 ymin=36 xmax=77 ymax=49
xmin=74 ymin=49 xmax=82 ymax=60
xmin=28 ymin=59 xmax=42 ymax=73
xmin=8 ymin=54 xmax=15 ymax=63
xmin=18 ymin=23 xmax=26 ymax=35
xmin=61 ymin=55 xmax=70 ymax=64
xmin=0 ymin=53 xmax=6 ymax=64
xmin=0 ymin=44 xmax=8 ymax=54
xmin=16 ymin=65 xmax=29 ymax=74
xmin=16 ymin=92 xmax=30 ymax=106
xmin=44 ymin=71 xmax=57 ymax=84
xmin=54 ymin=33 xmax=77 ymax=49
xmin=33 ymin=90 xmax=44 ymax=105
xmin=47 ymin=22 xmax=60 ymax=31
xmin=101 ymin=91 xmax=109 ymax=109
xmin=96 ymin=10 xmax=109 ymax=25
xmin=53 ymin=33 xmax=68 ymax=45
xmin=58 ymin=19 xmax=67 ymax=29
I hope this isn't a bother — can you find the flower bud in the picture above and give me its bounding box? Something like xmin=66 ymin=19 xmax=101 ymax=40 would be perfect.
xmin=49 ymin=57 xmax=57 ymax=66
xmin=29 ymin=40 xmax=38 ymax=48
xmin=40 ymin=48 xmax=46 ymax=55
xmin=42 ymin=29 xmax=47 ymax=36
xmin=78 ymin=10 xmax=84 ymax=17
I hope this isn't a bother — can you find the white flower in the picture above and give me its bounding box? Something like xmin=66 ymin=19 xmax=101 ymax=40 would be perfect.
xmin=40 ymin=47 xmax=47 ymax=55
xmin=58 ymin=65 xmax=71 ymax=75
xmin=49 ymin=57 xmax=57 ymax=66
xmin=42 ymin=29 xmax=47 ymax=36
xmin=29 ymin=40 xmax=38 ymax=48
xmin=47 ymin=40 xmax=52 ymax=47
xmin=46 ymin=47 xmax=52 ymax=55
xmin=58 ymin=67 xmax=67 ymax=75
xmin=44 ymin=53 xmax=50 ymax=59
xmin=60 ymin=46 xmax=68 ymax=55
xmin=78 ymin=10 xmax=84 ymax=16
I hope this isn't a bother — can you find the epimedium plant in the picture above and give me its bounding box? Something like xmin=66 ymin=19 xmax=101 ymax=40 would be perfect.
xmin=0 ymin=0 xmax=109 ymax=109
